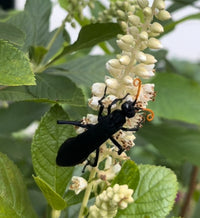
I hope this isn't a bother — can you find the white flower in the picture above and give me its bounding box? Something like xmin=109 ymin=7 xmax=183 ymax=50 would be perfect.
xmin=134 ymin=63 xmax=155 ymax=78
xmin=148 ymin=37 xmax=163 ymax=49
xmin=98 ymin=161 xmax=121 ymax=181
xmin=113 ymin=130 xmax=135 ymax=150
xmin=69 ymin=176 xmax=88 ymax=195
xmin=88 ymin=96 xmax=101 ymax=110
xmin=76 ymin=114 xmax=98 ymax=134
xmin=91 ymin=83 xmax=106 ymax=97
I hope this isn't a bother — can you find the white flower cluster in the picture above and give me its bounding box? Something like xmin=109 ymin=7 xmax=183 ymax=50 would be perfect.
xmin=70 ymin=0 xmax=170 ymax=198
xmin=88 ymin=184 xmax=134 ymax=218
xmin=87 ymin=0 xmax=170 ymax=149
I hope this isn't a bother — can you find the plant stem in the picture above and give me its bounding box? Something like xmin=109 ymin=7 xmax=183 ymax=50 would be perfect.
xmin=51 ymin=209 xmax=61 ymax=218
xmin=78 ymin=168 xmax=97 ymax=218
xmin=46 ymin=17 xmax=66 ymax=51
xmin=179 ymin=165 xmax=198 ymax=217
xmin=34 ymin=16 xmax=68 ymax=73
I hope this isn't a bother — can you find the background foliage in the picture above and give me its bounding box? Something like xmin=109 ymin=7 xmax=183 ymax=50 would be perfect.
xmin=0 ymin=0 xmax=200 ymax=217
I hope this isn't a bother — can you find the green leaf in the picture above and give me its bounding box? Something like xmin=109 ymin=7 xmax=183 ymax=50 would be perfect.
xmin=0 ymin=22 xmax=25 ymax=45
xmin=32 ymin=104 xmax=74 ymax=197
xmin=51 ymin=23 xmax=122 ymax=63
xmin=0 ymin=40 xmax=35 ymax=86
xmin=51 ymin=55 xmax=112 ymax=86
xmin=0 ymin=152 xmax=37 ymax=218
xmin=29 ymin=46 xmax=48 ymax=65
xmin=7 ymin=11 xmax=35 ymax=51
xmin=167 ymin=0 xmax=198 ymax=13
xmin=139 ymin=123 xmax=200 ymax=166
xmin=64 ymin=190 xmax=85 ymax=206
xmin=0 ymin=86 xmax=34 ymax=102
xmin=149 ymin=73 xmax=200 ymax=125
xmin=112 ymin=160 xmax=140 ymax=191
xmin=0 ymin=102 xmax=48 ymax=134
xmin=24 ymin=0 xmax=51 ymax=46
xmin=0 ymin=135 xmax=31 ymax=163
xmin=0 ymin=74 xmax=85 ymax=103
xmin=33 ymin=176 xmax=67 ymax=210
xmin=28 ymin=74 xmax=85 ymax=105
xmin=116 ymin=165 xmax=178 ymax=218
xmin=58 ymin=0 xmax=70 ymax=11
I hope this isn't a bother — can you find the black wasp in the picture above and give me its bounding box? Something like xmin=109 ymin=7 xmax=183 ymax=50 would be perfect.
xmin=56 ymin=78 xmax=154 ymax=171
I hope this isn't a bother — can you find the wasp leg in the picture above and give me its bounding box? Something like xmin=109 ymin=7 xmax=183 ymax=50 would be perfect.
xmin=98 ymin=86 xmax=108 ymax=121
xmin=82 ymin=148 xmax=99 ymax=173
xmin=120 ymin=126 xmax=140 ymax=132
xmin=57 ymin=120 xmax=93 ymax=129
xmin=109 ymin=136 xmax=124 ymax=155
xmin=107 ymin=93 xmax=130 ymax=115
xmin=121 ymin=121 xmax=141 ymax=132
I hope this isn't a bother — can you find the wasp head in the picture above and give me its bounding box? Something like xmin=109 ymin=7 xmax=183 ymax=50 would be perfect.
xmin=121 ymin=100 xmax=140 ymax=118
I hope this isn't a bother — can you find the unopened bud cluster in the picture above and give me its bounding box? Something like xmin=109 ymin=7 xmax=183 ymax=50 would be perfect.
xmin=88 ymin=184 xmax=134 ymax=218
xmin=64 ymin=0 xmax=95 ymax=27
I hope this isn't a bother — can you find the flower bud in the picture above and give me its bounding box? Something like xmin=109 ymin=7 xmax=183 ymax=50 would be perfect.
xmin=136 ymin=51 xmax=147 ymax=63
xmin=119 ymin=55 xmax=131 ymax=65
xmin=123 ymin=75 xmax=133 ymax=85
xmin=129 ymin=26 xmax=139 ymax=36
xmin=120 ymin=34 xmax=134 ymax=44
xmin=137 ymin=0 xmax=149 ymax=9
xmin=129 ymin=5 xmax=136 ymax=13
xmin=106 ymin=62 xmax=123 ymax=77
xmin=128 ymin=14 xmax=140 ymax=26
xmin=143 ymin=7 xmax=152 ymax=16
xmin=150 ymin=22 xmax=164 ymax=33
xmin=148 ymin=37 xmax=163 ymax=49
xmin=91 ymin=83 xmax=106 ymax=97
xmin=107 ymin=59 xmax=123 ymax=68
xmin=156 ymin=10 xmax=171 ymax=21
xmin=116 ymin=39 xmax=132 ymax=51
xmin=120 ymin=21 xmax=128 ymax=31
xmin=134 ymin=64 xmax=155 ymax=78
xmin=123 ymin=2 xmax=130 ymax=11
xmin=155 ymin=0 xmax=165 ymax=10
xmin=139 ymin=31 xmax=148 ymax=40
xmin=117 ymin=9 xmax=126 ymax=19
xmin=144 ymin=54 xmax=157 ymax=64
xmin=105 ymin=78 xmax=119 ymax=89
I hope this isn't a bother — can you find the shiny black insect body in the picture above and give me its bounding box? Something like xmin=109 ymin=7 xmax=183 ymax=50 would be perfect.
xmin=56 ymin=79 xmax=152 ymax=169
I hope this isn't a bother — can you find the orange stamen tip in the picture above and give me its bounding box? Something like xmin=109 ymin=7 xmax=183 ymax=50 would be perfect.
xmin=133 ymin=78 xmax=141 ymax=87
xmin=133 ymin=78 xmax=142 ymax=101
xmin=142 ymin=108 xmax=154 ymax=121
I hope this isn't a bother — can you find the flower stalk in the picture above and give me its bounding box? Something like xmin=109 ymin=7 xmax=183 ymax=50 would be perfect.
xmin=68 ymin=0 xmax=171 ymax=217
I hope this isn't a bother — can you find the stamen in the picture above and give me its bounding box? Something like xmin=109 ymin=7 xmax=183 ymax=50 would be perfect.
xmin=142 ymin=108 xmax=154 ymax=121
xmin=133 ymin=78 xmax=142 ymax=101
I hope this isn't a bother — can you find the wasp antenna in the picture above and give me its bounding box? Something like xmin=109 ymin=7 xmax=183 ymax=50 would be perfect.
xmin=142 ymin=108 xmax=154 ymax=121
xmin=133 ymin=78 xmax=142 ymax=101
